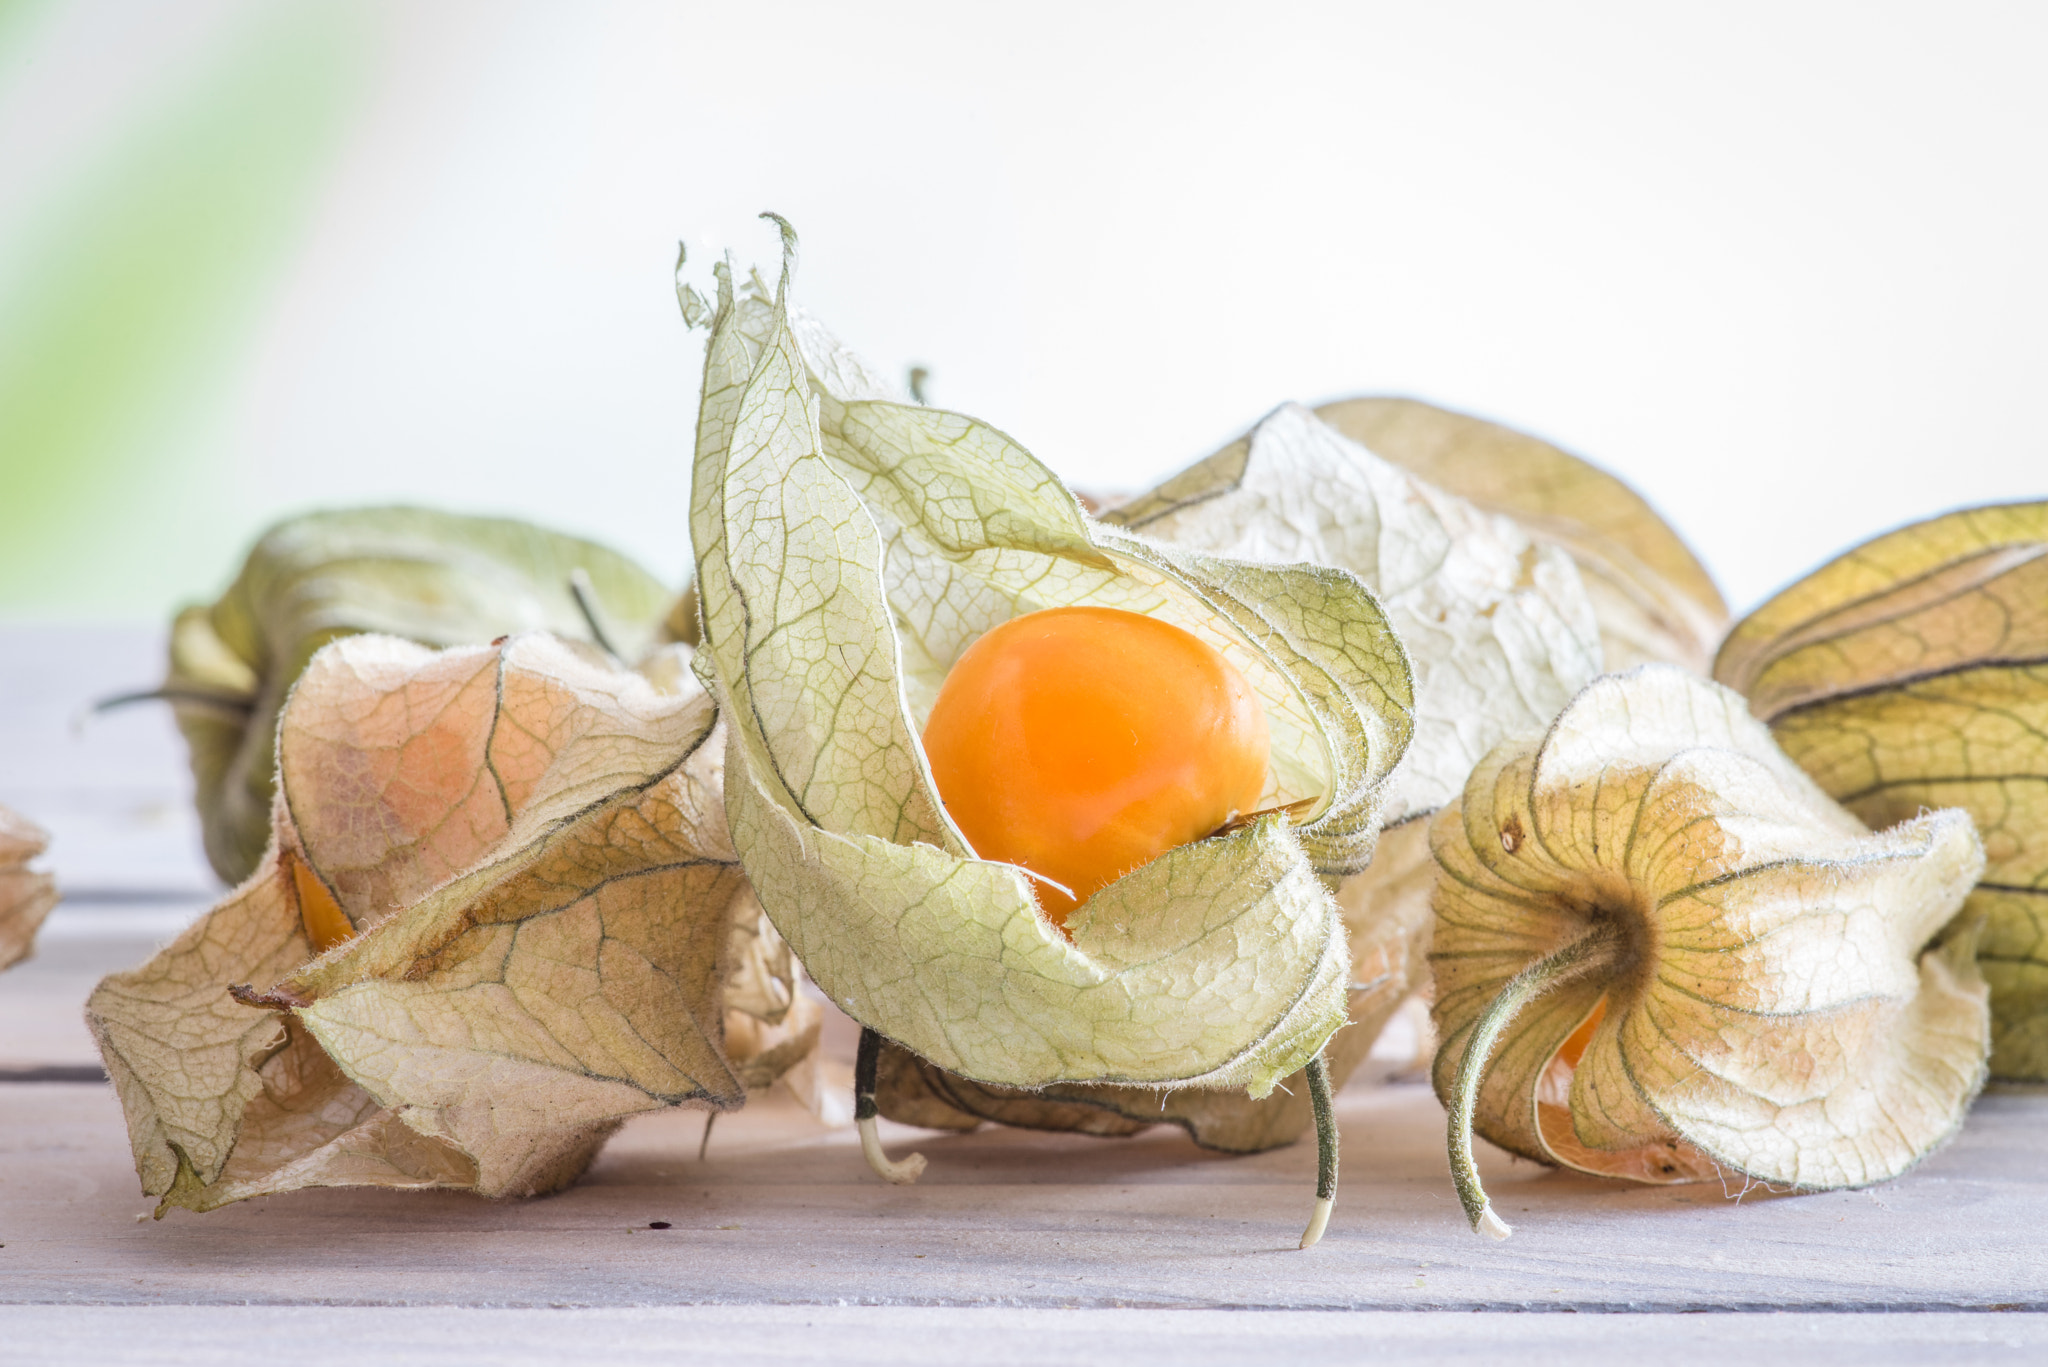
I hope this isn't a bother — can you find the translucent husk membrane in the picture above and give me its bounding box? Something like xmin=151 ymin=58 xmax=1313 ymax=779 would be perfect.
xmin=1716 ymin=502 xmax=2048 ymax=1079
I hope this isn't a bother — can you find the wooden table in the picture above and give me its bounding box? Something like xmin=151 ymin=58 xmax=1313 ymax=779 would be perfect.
xmin=4 ymin=627 xmax=2045 ymax=1364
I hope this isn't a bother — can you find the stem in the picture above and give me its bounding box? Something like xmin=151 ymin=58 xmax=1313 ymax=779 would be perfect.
xmin=1447 ymin=922 xmax=1620 ymax=1241
xmin=567 ymin=568 xmax=622 ymax=658
xmin=93 ymin=687 xmax=253 ymax=716
xmin=697 ymin=1110 xmax=717 ymax=1161
xmin=1298 ymin=1051 xmax=1338 ymax=1249
xmin=854 ymin=1027 xmax=926 ymax=1185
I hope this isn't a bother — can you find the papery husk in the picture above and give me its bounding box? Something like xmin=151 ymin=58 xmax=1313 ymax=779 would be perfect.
xmin=1431 ymin=666 xmax=1988 ymax=1234
xmin=720 ymin=884 xmax=830 ymax=1097
xmin=161 ymin=507 xmax=675 ymax=884
xmin=1106 ymin=402 xmax=1603 ymax=825
xmin=1715 ymin=501 xmax=2048 ymax=1079
xmin=686 ymin=228 xmax=1413 ymax=1100
xmin=0 ymin=805 xmax=59 ymax=972
xmin=87 ymin=632 xmax=773 ymax=1213
xmin=880 ymin=400 xmax=1606 ymax=1148
xmin=875 ymin=818 xmax=1438 ymax=1150
xmin=1317 ymin=397 xmax=1727 ymax=673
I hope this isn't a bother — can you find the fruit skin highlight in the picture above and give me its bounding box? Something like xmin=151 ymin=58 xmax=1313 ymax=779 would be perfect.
xmin=922 ymin=605 xmax=1270 ymax=925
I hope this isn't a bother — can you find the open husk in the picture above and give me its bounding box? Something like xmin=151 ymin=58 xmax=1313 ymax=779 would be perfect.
xmin=687 ymin=229 xmax=1413 ymax=1103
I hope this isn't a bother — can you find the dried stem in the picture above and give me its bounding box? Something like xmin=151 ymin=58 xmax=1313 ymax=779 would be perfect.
xmin=92 ymin=687 xmax=253 ymax=716
xmin=567 ymin=568 xmax=622 ymax=658
xmin=1298 ymin=1050 xmax=1338 ymax=1249
xmin=1447 ymin=921 xmax=1620 ymax=1240
xmin=854 ymin=1027 xmax=926 ymax=1185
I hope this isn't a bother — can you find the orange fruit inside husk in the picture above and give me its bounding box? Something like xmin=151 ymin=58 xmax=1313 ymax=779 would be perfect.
xmin=922 ymin=605 xmax=1270 ymax=926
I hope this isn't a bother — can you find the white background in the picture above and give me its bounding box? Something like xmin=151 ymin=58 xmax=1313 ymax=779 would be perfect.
xmin=6 ymin=0 xmax=2046 ymax=620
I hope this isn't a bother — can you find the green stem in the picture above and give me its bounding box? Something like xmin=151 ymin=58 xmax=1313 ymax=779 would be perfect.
xmin=1447 ymin=922 xmax=1620 ymax=1241
xmin=1298 ymin=1051 xmax=1338 ymax=1249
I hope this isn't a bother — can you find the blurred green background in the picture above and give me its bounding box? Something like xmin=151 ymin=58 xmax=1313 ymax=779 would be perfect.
xmin=3 ymin=1 xmax=2045 ymax=624
xmin=0 ymin=0 xmax=371 ymax=616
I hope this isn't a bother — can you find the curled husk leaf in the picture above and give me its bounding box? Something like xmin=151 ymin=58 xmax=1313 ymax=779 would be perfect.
xmin=0 ymin=805 xmax=59 ymax=972
xmin=1716 ymin=502 xmax=2048 ymax=1080
xmin=1431 ymin=665 xmax=1988 ymax=1238
xmin=162 ymin=507 xmax=675 ymax=884
xmin=873 ymin=818 xmax=1439 ymax=1149
xmin=688 ymin=241 xmax=1414 ymax=1098
xmin=86 ymin=632 xmax=771 ymax=1213
xmin=1316 ymin=397 xmax=1727 ymax=673
xmin=884 ymin=401 xmax=1605 ymax=1148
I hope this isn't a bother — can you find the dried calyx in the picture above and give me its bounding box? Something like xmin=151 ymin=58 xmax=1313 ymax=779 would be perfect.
xmin=125 ymin=506 xmax=674 ymax=884
xmin=682 ymin=220 xmax=1417 ymax=1244
xmin=1716 ymin=502 xmax=2048 ymax=1079
xmin=87 ymin=632 xmax=808 ymax=1213
xmin=1313 ymin=397 xmax=1728 ymax=674
xmin=1432 ymin=667 xmax=1988 ymax=1239
xmin=0 ymin=805 xmax=59 ymax=973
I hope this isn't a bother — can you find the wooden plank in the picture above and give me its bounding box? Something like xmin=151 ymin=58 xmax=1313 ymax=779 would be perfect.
xmin=0 ymin=909 xmax=204 ymax=1069
xmin=0 ymin=625 xmax=217 ymax=899
xmin=3 ymin=1306 xmax=2046 ymax=1367
xmin=3 ymin=1075 xmax=2044 ymax=1312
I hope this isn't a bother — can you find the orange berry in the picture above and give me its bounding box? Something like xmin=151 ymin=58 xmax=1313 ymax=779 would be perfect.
xmin=1555 ymin=996 xmax=1608 ymax=1068
xmin=922 ymin=605 xmax=1270 ymax=927
xmin=290 ymin=850 xmax=353 ymax=952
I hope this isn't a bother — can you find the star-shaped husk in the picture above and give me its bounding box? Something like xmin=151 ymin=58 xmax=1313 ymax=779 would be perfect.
xmin=0 ymin=805 xmax=59 ymax=973
xmin=1432 ymin=665 xmax=1989 ymax=1239
xmin=152 ymin=506 xmax=675 ymax=884
xmin=87 ymin=632 xmax=790 ymax=1213
xmin=1715 ymin=502 xmax=2048 ymax=1079
xmin=686 ymin=228 xmax=1413 ymax=1159
xmin=875 ymin=400 xmax=1607 ymax=1151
